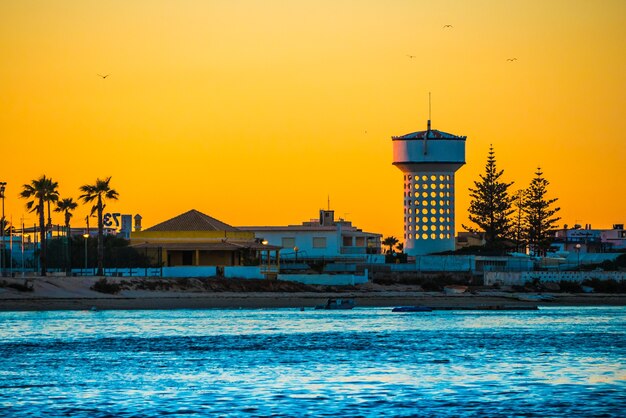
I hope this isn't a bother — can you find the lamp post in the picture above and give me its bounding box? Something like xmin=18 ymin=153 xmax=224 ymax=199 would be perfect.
xmin=294 ymin=246 xmax=299 ymax=263
xmin=83 ymin=233 xmax=89 ymax=275
xmin=575 ymin=243 xmax=581 ymax=269
xmin=21 ymin=233 xmax=28 ymax=277
xmin=0 ymin=181 xmax=6 ymax=276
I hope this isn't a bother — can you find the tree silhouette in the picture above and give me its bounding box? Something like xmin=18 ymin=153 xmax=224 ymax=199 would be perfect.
xmin=382 ymin=236 xmax=399 ymax=254
xmin=512 ymin=190 xmax=527 ymax=253
xmin=55 ymin=198 xmax=78 ymax=234
xmin=79 ymin=177 xmax=119 ymax=276
xmin=20 ymin=175 xmax=59 ymax=275
xmin=463 ymin=145 xmax=514 ymax=248
xmin=523 ymin=167 xmax=560 ymax=256
xmin=55 ymin=197 xmax=78 ymax=273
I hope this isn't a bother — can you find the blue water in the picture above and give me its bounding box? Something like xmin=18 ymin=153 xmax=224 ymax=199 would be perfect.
xmin=0 ymin=307 xmax=625 ymax=417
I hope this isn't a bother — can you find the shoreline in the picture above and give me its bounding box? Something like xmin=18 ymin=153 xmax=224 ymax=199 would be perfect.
xmin=2 ymin=292 xmax=625 ymax=312
xmin=1 ymin=276 xmax=625 ymax=311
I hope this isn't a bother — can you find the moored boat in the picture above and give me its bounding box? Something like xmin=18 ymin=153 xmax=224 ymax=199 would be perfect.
xmin=315 ymin=298 xmax=356 ymax=310
xmin=517 ymin=294 xmax=557 ymax=302
xmin=392 ymin=306 xmax=433 ymax=312
xmin=443 ymin=285 xmax=468 ymax=295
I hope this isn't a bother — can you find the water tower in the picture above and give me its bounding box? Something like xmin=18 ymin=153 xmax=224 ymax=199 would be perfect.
xmin=392 ymin=120 xmax=466 ymax=256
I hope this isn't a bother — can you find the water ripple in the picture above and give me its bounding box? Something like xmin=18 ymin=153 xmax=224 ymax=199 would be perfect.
xmin=0 ymin=306 xmax=624 ymax=417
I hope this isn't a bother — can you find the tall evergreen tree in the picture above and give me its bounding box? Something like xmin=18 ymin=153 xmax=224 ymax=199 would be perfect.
xmin=462 ymin=145 xmax=515 ymax=247
xmin=512 ymin=189 xmax=527 ymax=253
xmin=522 ymin=167 xmax=561 ymax=256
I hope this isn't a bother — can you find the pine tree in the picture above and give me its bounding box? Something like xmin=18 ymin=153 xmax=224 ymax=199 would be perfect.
xmin=462 ymin=145 xmax=515 ymax=248
xmin=512 ymin=189 xmax=527 ymax=253
xmin=523 ymin=167 xmax=561 ymax=256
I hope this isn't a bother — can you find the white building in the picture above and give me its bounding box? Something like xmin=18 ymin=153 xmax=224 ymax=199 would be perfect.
xmin=239 ymin=210 xmax=382 ymax=261
xmin=392 ymin=120 xmax=466 ymax=256
xmin=602 ymin=225 xmax=626 ymax=250
xmin=553 ymin=223 xmax=626 ymax=253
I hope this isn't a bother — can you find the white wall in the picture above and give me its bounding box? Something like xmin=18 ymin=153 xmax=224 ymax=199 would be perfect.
xmin=162 ymin=266 xmax=217 ymax=278
xmin=257 ymin=230 xmax=340 ymax=259
xmin=279 ymin=271 xmax=368 ymax=286
xmin=484 ymin=271 xmax=626 ymax=286
xmin=224 ymin=266 xmax=264 ymax=279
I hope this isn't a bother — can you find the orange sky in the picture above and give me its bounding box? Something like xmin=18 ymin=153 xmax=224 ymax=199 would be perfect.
xmin=1 ymin=0 xmax=625 ymax=239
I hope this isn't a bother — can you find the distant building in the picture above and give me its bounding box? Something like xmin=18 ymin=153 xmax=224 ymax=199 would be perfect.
xmin=601 ymin=224 xmax=626 ymax=251
xmin=455 ymin=231 xmax=485 ymax=250
xmin=553 ymin=223 xmax=625 ymax=253
xmin=239 ymin=209 xmax=382 ymax=262
xmin=130 ymin=209 xmax=280 ymax=271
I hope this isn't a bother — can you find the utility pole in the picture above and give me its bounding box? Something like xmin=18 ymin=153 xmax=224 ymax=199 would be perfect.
xmin=0 ymin=182 xmax=6 ymax=277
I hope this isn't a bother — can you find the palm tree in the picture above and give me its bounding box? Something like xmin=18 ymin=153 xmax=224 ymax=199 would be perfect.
xmin=20 ymin=175 xmax=59 ymax=276
xmin=382 ymin=236 xmax=399 ymax=254
xmin=55 ymin=198 xmax=78 ymax=273
xmin=55 ymin=198 xmax=78 ymax=234
xmin=44 ymin=178 xmax=60 ymax=234
xmin=0 ymin=217 xmax=10 ymax=236
xmin=0 ymin=217 xmax=10 ymax=270
xmin=79 ymin=177 xmax=118 ymax=276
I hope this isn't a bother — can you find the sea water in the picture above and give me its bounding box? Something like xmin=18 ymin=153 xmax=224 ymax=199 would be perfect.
xmin=0 ymin=307 xmax=624 ymax=417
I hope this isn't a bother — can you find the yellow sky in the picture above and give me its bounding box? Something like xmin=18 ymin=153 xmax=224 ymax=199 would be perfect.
xmin=1 ymin=0 xmax=625 ymax=239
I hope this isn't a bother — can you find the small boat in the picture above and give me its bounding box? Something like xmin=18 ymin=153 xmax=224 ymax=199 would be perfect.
xmin=517 ymin=294 xmax=557 ymax=302
xmin=392 ymin=306 xmax=433 ymax=312
xmin=443 ymin=285 xmax=468 ymax=295
xmin=315 ymin=298 xmax=356 ymax=310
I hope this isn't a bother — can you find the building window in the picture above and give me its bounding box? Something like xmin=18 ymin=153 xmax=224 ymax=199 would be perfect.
xmin=313 ymin=237 xmax=327 ymax=248
xmin=282 ymin=237 xmax=295 ymax=248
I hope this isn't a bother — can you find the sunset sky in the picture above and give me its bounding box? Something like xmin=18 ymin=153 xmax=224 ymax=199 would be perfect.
xmin=1 ymin=0 xmax=624 ymax=240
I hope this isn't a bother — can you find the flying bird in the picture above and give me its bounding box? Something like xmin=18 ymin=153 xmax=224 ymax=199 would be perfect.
xmin=506 ymin=58 xmax=517 ymax=62
xmin=97 ymin=74 xmax=109 ymax=79
xmin=407 ymin=54 xmax=416 ymax=59
xmin=443 ymin=24 xmax=453 ymax=28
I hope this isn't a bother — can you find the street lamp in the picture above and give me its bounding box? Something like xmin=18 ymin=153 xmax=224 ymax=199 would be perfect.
xmin=294 ymin=246 xmax=299 ymax=263
xmin=83 ymin=233 xmax=89 ymax=275
xmin=0 ymin=181 xmax=6 ymax=276
xmin=21 ymin=233 xmax=29 ymax=277
xmin=575 ymin=243 xmax=582 ymax=269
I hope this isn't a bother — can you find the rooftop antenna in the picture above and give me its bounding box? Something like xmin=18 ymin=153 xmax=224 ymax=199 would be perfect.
xmin=429 ymin=91 xmax=432 ymax=122
xmin=424 ymin=92 xmax=431 ymax=155
xmin=327 ymin=195 xmax=330 ymax=211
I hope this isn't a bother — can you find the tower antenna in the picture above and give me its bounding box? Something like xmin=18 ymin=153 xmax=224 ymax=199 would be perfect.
xmin=424 ymin=92 xmax=431 ymax=155
xmin=429 ymin=91 xmax=432 ymax=122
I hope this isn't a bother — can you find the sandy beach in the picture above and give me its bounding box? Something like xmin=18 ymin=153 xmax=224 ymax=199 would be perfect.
xmin=1 ymin=276 xmax=625 ymax=311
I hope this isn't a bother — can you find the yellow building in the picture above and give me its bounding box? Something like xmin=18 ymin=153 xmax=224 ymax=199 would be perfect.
xmin=130 ymin=209 xmax=280 ymax=271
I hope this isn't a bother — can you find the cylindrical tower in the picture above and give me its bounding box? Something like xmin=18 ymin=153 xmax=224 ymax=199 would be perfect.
xmin=392 ymin=121 xmax=466 ymax=256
